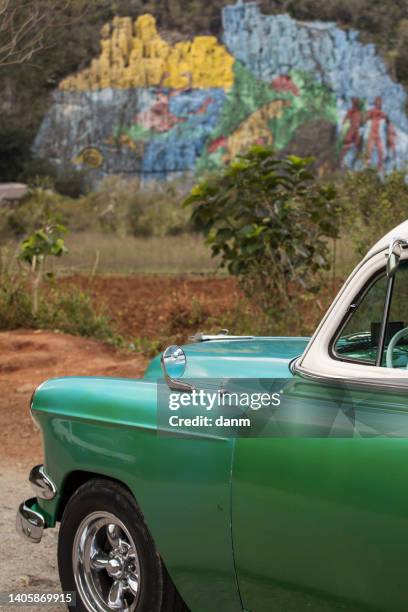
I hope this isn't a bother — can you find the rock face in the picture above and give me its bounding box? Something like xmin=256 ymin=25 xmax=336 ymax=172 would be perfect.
xmin=34 ymin=2 xmax=408 ymax=183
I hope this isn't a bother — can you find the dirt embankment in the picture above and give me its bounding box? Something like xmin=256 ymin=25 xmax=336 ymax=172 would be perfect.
xmin=65 ymin=275 xmax=241 ymax=340
xmin=0 ymin=330 xmax=148 ymax=467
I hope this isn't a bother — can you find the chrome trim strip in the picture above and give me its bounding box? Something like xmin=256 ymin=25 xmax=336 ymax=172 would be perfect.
xmin=29 ymin=464 xmax=57 ymax=501
xmin=289 ymin=355 xmax=301 ymax=375
xmin=190 ymin=331 xmax=254 ymax=342
xmin=16 ymin=498 xmax=45 ymax=544
xmin=293 ymin=361 xmax=408 ymax=392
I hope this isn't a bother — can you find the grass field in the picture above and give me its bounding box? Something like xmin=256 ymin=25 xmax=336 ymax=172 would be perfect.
xmin=59 ymin=232 xmax=222 ymax=275
xmin=2 ymin=231 xmax=360 ymax=279
xmin=2 ymin=232 xmax=222 ymax=276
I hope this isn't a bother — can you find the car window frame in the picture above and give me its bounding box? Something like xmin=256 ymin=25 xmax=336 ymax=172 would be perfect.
xmin=329 ymin=267 xmax=395 ymax=367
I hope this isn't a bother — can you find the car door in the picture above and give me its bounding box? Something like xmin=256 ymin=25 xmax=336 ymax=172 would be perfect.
xmin=232 ymin=262 xmax=408 ymax=612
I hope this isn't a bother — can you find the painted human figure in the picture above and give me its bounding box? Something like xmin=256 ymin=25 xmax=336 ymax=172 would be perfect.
xmin=135 ymin=92 xmax=185 ymax=132
xmin=134 ymin=70 xmax=214 ymax=133
xmin=340 ymin=97 xmax=363 ymax=165
xmin=366 ymin=96 xmax=395 ymax=170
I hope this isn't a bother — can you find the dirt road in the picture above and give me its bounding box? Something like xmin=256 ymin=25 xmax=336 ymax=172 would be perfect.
xmin=0 ymin=467 xmax=64 ymax=611
xmin=0 ymin=330 xmax=148 ymax=611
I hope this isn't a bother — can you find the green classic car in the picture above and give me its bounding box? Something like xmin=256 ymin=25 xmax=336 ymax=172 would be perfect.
xmin=16 ymin=221 xmax=408 ymax=612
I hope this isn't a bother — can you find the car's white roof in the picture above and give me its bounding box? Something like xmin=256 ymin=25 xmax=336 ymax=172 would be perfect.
xmin=365 ymin=219 xmax=408 ymax=259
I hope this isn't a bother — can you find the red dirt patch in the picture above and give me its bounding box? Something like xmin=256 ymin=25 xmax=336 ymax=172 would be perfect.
xmin=64 ymin=275 xmax=241 ymax=340
xmin=62 ymin=275 xmax=337 ymax=344
xmin=0 ymin=329 xmax=148 ymax=467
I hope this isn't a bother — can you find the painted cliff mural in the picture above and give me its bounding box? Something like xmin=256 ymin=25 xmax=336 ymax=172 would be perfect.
xmin=34 ymin=2 xmax=408 ymax=182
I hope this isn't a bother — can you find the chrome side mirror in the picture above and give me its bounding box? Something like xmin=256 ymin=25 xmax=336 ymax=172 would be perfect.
xmin=161 ymin=345 xmax=194 ymax=392
xmin=387 ymin=238 xmax=408 ymax=277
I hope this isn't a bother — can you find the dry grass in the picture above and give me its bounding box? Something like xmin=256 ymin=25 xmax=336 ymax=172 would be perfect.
xmin=2 ymin=231 xmax=360 ymax=278
xmin=3 ymin=232 xmax=222 ymax=276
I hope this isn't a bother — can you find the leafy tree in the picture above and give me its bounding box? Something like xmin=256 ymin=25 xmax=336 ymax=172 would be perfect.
xmin=19 ymin=218 xmax=68 ymax=316
xmin=185 ymin=146 xmax=339 ymax=330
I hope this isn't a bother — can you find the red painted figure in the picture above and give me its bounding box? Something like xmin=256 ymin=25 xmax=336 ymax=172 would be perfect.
xmin=135 ymin=92 xmax=186 ymax=132
xmin=340 ymin=97 xmax=363 ymax=165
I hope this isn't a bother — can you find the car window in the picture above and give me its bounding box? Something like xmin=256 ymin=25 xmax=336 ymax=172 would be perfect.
xmin=333 ymin=274 xmax=388 ymax=364
xmin=383 ymin=261 xmax=408 ymax=368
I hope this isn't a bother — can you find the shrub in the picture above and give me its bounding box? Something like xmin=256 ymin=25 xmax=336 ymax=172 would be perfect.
xmin=54 ymin=166 xmax=88 ymax=198
xmin=20 ymin=158 xmax=58 ymax=185
xmin=185 ymin=146 xmax=340 ymax=331
xmin=19 ymin=217 xmax=68 ymax=316
xmin=4 ymin=186 xmax=66 ymax=238
xmin=0 ymin=176 xmax=192 ymax=240
xmin=0 ymin=230 xmax=121 ymax=345
xmin=40 ymin=287 xmax=118 ymax=341
xmin=0 ymin=271 xmax=33 ymax=330
xmin=0 ymin=262 xmax=120 ymax=344
xmin=336 ymin=169 xmax=408 ymax=255
xmin=127 ymin=184 xmax=191 ymax=237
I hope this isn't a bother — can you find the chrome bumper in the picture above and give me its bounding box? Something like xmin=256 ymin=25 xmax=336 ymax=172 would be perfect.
xmin=29 ymin=464 xmax=57 ymax=500
xmin=16 ymin=464 xmax=57 ymax=544
xmin=16 ymin=498 xmax=45 ymax=543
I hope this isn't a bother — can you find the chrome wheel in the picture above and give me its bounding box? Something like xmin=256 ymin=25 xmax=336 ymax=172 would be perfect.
xmin=73 ymin=511 xmax=141 ymax=612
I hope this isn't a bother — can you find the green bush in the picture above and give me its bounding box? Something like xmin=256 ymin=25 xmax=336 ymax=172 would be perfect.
xmin=54 ymin=166 xmax=88 ymax=199
xmin=0 ymin=271 xmax=120 ymax=344
xmin=0 ymin=179 xmax=191 ymax=240
xmin=336 ymin=169 xmax=408 ymax=255
xmin=0 ymin=275 xmax=34 ymax=330
xmin=0 ymin=242 xmax=121 ymax=344
xmin=40 ymin=287 xmax=118 ymax=341
xmin=3 ymin=186 xmax=68 ymax=238
xmin=127 ymin=189 xmax=191 ymax=237
xmin=185 ymin=146 xmax=340 ymax=331
xmin=20 ymin=158 xmax=58 ymax=185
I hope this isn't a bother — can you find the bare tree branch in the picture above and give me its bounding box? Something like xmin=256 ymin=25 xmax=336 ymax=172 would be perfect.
xmin=0 ymin=0 xmax=87 ymax=67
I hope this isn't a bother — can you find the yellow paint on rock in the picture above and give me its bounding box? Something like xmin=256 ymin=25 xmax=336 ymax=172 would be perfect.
xmin=224 ymin=100 xmax=292 ymax=160
xmin=72 ymin=147 xmax=104 ymax=168
xmin=60 ymin=15 xmax=234 ymax=91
